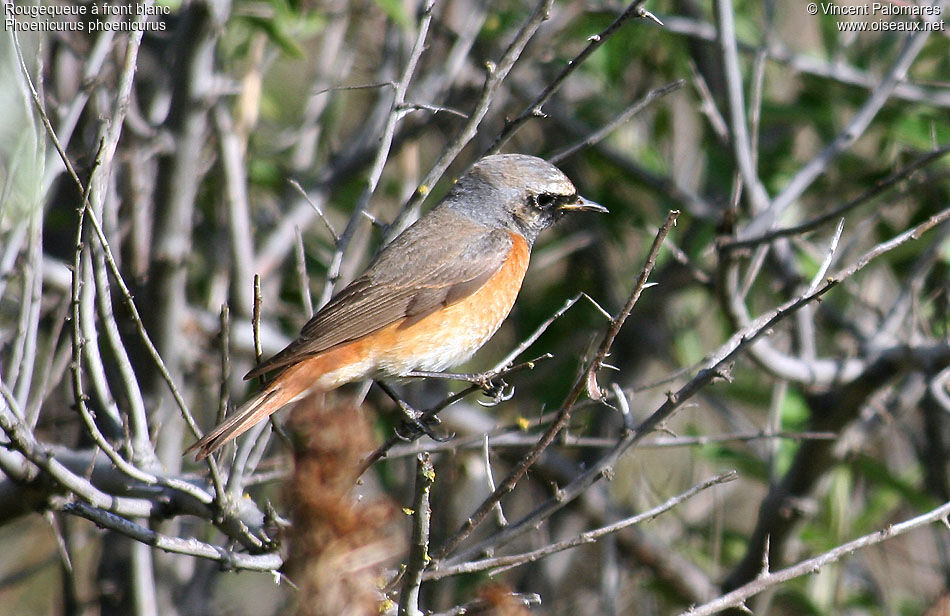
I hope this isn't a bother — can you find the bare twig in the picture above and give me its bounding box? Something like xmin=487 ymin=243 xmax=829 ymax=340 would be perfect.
xmin=492 ymin=293 xmax=586 ymax=371
xmin=384 ymin=430 xmax=838 ymax=460
xmin=7 ymin=214 xmax=41 ymax=416
xmin=12 ymin=16 xmax=221 ymax=489
xmin=424 ymin=471 xmax=737 ymax=579
xmin=687 ymin=59 xmax=728 ymax=142
xmin=742 ymin=22 xmax=939 ymax=237
xmin=487 ymin=0 xmax=652 ymax=154
xmin=63 ymin=502 xmax=281 ymax=572
xmin=682 ymin=500 xmax=950 ymax=616
xmin=714 ymin=0 xmax=771 ymax=214
xmin=428 ymin=592 xmax=542 ymax=616
xmin=358 ymin=356 xmax=552 ymax=475
xmin=91 ymin=240 xmax=152 ymax=459
xmin=319 ymin=0 xmax=437 ymax=306
xmin=385 ymin=0 xmax=555 ymax=241
xmin=805 ymin=218 xmax=845 ymax=294
xmin=483 ymin=435 xmax=508 ymax=527
xmin=438 ymin=208 xmax=950 ymax=567
xmin=658 ymin=15 xmax=950 ymax=107
xmin=545 ymin=102 xmax=718 ymax=219
xmin=721 ymin=145 xmax=950 ymax=250
xmin=293 ymin=226 xmax=314 ymax=317
xmin=0 ymin=390 xmax=152 ymax=518
xmin=435 ymin=210 xmax=680 ymax=560
xmin=288 ymin=178 xmax=339 ymax=242
xmin=214 ymin=104 xmax=256 ymax=315
xmin=399 ymin=453 xmax=435 ymax=616
xmin=720 ymin=208 xmax=950 ymax=387
xmin=549 ymin=80 xmax=685 ymax=164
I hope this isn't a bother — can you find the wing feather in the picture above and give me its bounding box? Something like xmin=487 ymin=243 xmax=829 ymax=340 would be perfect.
xmin=246 ymin=209 xmax=512 ymax=380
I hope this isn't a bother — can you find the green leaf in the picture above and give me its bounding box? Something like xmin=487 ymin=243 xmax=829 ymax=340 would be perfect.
xmin=370 ymin=0 xmax=410 ymax=28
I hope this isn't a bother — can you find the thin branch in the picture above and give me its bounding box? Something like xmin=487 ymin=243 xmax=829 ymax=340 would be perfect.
xmin=687 ymin=59 xmax=729 ymax=142
xmin=91 ymin=237 xmax=152 ymax=459
xmin=487 ymin=0 xmax=652 ymax=154
xmin=483 ymin=435 xmax=507 ymax=527
xmin=0 ymin=389 xmax=153 ymax=518
xmin=836 ymin=207 xmax=950 ymax=278
xmin=544 ymin=101 xmax=718 ymax=219
xmin=358 ymin=356 xmax=551 ymax=475
xmin=293 ymin=226 xmax=314 ymax=316
xmin=714 ymin=0 xmax=771 ymax=214
xmin=319 ymin=0 xmax=437 ymax=306
xmin=805 ymin=218 xmax=844 ymax=295
xmin=214 ymin=104 xmax=256 ymax=315
xmin=63 ymin=502 xmax=281 ymax=572
xmin=721 ymin=145 xmax=950 ymax=250
xmin=384 ymin=0 xmax=555 ymax=242
xmin=225 ymin=276 xmax=273 ymax=500
xmin=682 ymin=500 xmax=950 ymax=616
xmin=12 ymin=15 xmax=220 ymax=483
xmin=384 ymin=430 xmax=838 ymax=459
xmin=720 ymin=208 xmax=950 ymax=387
xmin=743 ymin=24 xmax=938 ymax=237
xmin=549 ymin=80 xmax=684 ymax=164
xmin=255 ymin=188 xmax=331 ymax=279
xmin=8 ymin=213 xmax=42 ymax=414
xmin=398 ymin=101 xmax=469 ymax=119
xmin=428 ymin=593 xmax=541 ymax=616
xmin=310 ymin=80 xmax=395 ymax=97
xmin=288 ymin=178 xmax=338 ymax=242
xmin=424 ymin=471 xmax=737 ymax=580
xmin=492 ymin=293 xmax=586 ymax=371
xmin=398 ymin=453 xmax=434 ymax=616
xmin=658 ymin=14 xmax=950 ymax=107
xmin=435 ymin=210 xmax=680 ymax=560
xmin=437 ymin=208 xmax=950 ymax=567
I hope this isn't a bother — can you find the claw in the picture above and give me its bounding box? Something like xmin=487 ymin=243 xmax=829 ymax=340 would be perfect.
xmin=393 ymin=414 xmax=452 ymax=442
xmin=427 ymin=427 xmax=455 ymax=443
xmin=393 ymin=420 xmax=419 ymax=441
xmin=477 ymin=379 xmax=515 ymax=406
xmin=416 ymin=415 xmax=453 ymax=442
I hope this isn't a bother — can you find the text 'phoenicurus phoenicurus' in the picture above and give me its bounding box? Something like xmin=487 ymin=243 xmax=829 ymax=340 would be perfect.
xmin=187 ymin=153 xmax=606 ymax=460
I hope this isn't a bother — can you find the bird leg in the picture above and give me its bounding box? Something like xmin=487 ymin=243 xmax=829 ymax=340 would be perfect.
xmin=404 ymin=355 xmax=552 ymax=402
xmin=404 ymin=369 xmax=514 ymax=404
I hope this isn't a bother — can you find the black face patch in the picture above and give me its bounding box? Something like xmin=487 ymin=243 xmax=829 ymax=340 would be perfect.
xmin=529 ymin=192 xmax=576 ymax=211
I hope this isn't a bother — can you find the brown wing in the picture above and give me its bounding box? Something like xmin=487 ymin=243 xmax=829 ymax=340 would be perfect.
xmin=246 ymin=209 xmax=513 ymax=380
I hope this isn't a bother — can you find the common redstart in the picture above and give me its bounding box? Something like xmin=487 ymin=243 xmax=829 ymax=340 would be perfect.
xmin=188 ymin=154 xmax=606 ymax=460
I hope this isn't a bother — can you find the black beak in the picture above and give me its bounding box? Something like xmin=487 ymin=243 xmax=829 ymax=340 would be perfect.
xmin=557 ymin=195 xmax=608 ymax=214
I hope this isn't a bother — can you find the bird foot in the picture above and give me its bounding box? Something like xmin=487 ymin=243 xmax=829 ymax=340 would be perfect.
xmin=404 ymin=369 xmax=515 ymax=405
xmin=473 ymin=374 xmax=514 ymax=406
xmin=393 ymin=414 xmax=453 ymax=442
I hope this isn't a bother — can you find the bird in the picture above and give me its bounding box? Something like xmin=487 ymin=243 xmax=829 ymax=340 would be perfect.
xmin=187 ymin=153 xmax=606 ymax=460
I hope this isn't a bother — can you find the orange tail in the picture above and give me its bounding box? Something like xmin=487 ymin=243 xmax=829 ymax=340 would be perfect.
xmin=187 ymin=368 xmax=315 ymax=460
xmin=186 ymin=389 xmax=279 ymax=461
xmin=186 ymin=344 xmax=364 ymax=460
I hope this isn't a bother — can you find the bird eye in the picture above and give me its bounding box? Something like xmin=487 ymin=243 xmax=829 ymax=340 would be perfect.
xmin=535 ymin=193 xmax=556 ymax=209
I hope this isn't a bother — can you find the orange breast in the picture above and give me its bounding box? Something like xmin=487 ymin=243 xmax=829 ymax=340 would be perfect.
xmin=277 ymin=233 xmax=530 ymax=392
xmin=369 ymin=232 xmax=530 ymax=375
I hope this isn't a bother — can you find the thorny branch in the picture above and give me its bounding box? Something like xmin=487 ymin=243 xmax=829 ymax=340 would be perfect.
xmin=486 ymin=0 xmax=658 ymax=154
xmin=683 ymin=500 xmax=950 ymax=616
xmin=435 ymin=210 xmax=681 ymax=560
xmin=424 ymin=471 xmax=737 ymax=580
xmin=436 ymin=209 xmax=950 ymax=569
